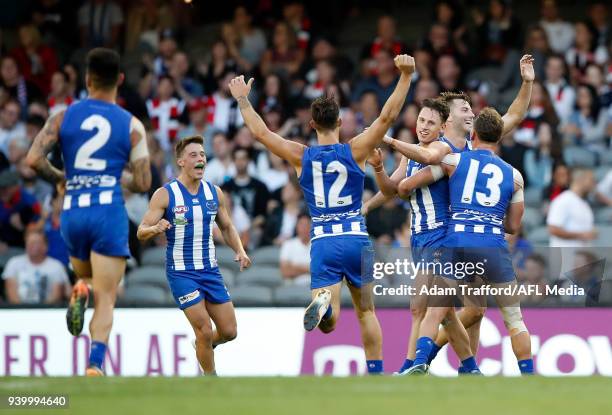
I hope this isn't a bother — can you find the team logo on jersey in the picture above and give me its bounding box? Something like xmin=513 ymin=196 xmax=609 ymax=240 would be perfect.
xmin=206 ymin=201 xmax=218 ymax=210
xmin=173 ymin=206 xmax=189 ymax=214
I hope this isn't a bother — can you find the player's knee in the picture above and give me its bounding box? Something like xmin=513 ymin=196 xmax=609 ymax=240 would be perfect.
xmin=410 ymin=303 xmax=426 ymax=321
xmin=195 ymin=323 xmax=214 ymax=344
xmin=466 ymin=306 xmax=486 ymax=323
xmin=220 ymin=325 xmax=237 ymax=342
xmin=500 ymin=306 xmax=528 ymax=337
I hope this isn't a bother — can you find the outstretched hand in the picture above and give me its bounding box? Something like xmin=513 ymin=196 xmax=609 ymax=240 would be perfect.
xmin=228 ymin=75 xmax=254 ymax=99
xmin=519 ymin=54 xmax=535 ymax=82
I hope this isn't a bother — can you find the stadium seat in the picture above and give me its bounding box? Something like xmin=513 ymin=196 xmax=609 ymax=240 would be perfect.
xmin=236 ymin=265 xmax=284 ymax=288
xmin=522 ymin=207 xmax=544 ymax=232
xmin=563 ymin=146 xmax=597 ymax=168
xmin=0 ymin=247 xmax=25 ymax=268
xmin=126 ymin=266 xmax=168 ymax=290
xmin=215 ymin=246 xmax=241 ymax=272
xmin=140 ymin=246 xmax=166 ymax=266
xmin=218 ymin=267 xmax=235 ymax=287
xmin=595 ymin=166 xmax=610 ymax=182
xmin=524 ymin=187 xmax=543 ymax=208
xmin=594 ymin=226 xmax=612 ymax=247
xmin=595 ymin=207 xmax=612 ymax=224
xmin=230 ymin=285 xmax=274 ymax=306
xmin=527 ymin=226 xmax=550 ymax=246
xmin=120 ymin=285 xmax=172 ymax=306
xmin=600 ymin=150 xmax=612 ymax=166
xmin=273 ymin=284 xmax=312 ymax=306
xmin=250 ymin=246 xmax=281 ymax=266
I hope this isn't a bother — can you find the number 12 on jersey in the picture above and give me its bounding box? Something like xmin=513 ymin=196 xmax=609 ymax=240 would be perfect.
xmin=312 ymin=161 xmax=352 ymax=208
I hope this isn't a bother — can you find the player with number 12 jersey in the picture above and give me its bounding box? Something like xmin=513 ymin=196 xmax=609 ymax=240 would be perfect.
xmin=228 ymin=54 xmax=415 ymax=375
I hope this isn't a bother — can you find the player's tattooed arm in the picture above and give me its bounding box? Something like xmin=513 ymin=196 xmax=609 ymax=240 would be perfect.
xmin=123 ymin=117 xmax=152 ymax=193
xmin=383 ymin=135 xmax=451 ymax=165
xmin=504 ymin=169 xmax=525 ymax=235
xmin=25 ymin=111 xmax=65 ymax=184
xmin=501 ymin=54 xmax=534 ymax=136
xmin=137 ymin=187 xmax=171 ymax=241
xmin=229 ymin=75 xmax=305 ymax=172
xmin=214 ymin=186 xmax=251 ymax=271
xmin=351 ymin=54 xmax=415 ymax=164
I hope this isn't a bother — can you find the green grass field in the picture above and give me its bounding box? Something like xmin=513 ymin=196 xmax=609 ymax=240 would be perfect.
xmin=1 ymin=376 xmax=611 ymax=415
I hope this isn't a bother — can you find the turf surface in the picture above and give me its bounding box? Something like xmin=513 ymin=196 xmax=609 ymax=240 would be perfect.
xmin=1 ymin=376 xmax=611 ymax=415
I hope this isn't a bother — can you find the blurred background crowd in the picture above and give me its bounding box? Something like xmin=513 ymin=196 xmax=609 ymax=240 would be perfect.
xmin=0 ymin=0 xmax=611 ymax=307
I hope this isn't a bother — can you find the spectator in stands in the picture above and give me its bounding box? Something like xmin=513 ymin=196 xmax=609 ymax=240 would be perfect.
xmin=2 ymin=230 xmax=69 ymax=305
xmin=24 ymin=114 xmax=45 ymax=145
xmin=279 ymin=213 xmax=310 ymax=285
xmin=0 ymin=99 xmax=26 ymax=158
xmin=339 ymin=108 xmax=360 ymax=142
xmin=474 ymin=0 xmax=522 ymax=65
xmin=435 ymin=54 xmax=464 ymax=92
xmin=360 ymin=15 xmax=406 ymax=77
xmin=47 ymin=71 xmax=74 ymax=117
xmin=539 ymin=0 xmax=575 ymax=54
xmin=517 ymin=253 xmax=549 ymax=305
xmin=352 ymin=48 xmax=399 ymax=105
xmin=11 ymin=24 xmax=58 ymax=96
xmin=257 ymin=73 xmax=290 ymax=119
xmin=263 ymin=180 xmax=303 ymax=246
xmin=146 ymin=75 xmax=185 ymax=151
xmin=565 ymin=21 xmax=608 ymax=84
xmin=224 ymin=6 xmax=267 ymax=72
xmin=0 ymin=56 xmax=43 ymax=115
xmin=304 ymin=59 xmax=336 ymax=100
xmin=543 ymin=162 xmax=570 ymax=202
xmin=547 ymin=169 xmax=596 ymax=247
xmin=152 ymin=29 xmax=178 ymax=77
xmin=514 ymin=81 xmax=559 ymax=148
xmin=556 ymin=250 xmax=603 ymax=304
xmin=562 ymin=84 xmax=608 ymax=151
xmin=124 ymin=0 xmax=175 ymax=52
xmin=413 ymin=79 xmax=439 ymax=106
xmin=283 ymin=1 xmax=311 ymax=50
xmin=209 ymin=71 xmax=244 ymax=135
xmin=355 ymin=91 xmax=380 ymax=131
xmin=584 ymin=63 xmax=611 ymax=109
xmin=431 ymin=1 xmax=468 ymax=57
xmin=204 ymin=132 xmax=235 ymax=185
xmin=544 ymin=54 xmax=575 ymax=125
xmin=499 ymin=25 xmax=549 ymax=92
xmin=0 ymin=170 xmax=41 ymax=249
xmin=169 ymin=51 xmax=204 ymax=101
xmin=31 ymin=0 xmax=76 ymax=49
xmin=199 ymin=39 xmax=238 ymax=95
xmin=178 ymin=98 xmax=213 ymax=155
xmin=419 ymin=24 xmax=456 ymax=62
xmin=586 ymin=2 xmax=610 ymax=47
xmin=213 ymin=190 xmax=251 ymax=249
xmin=222 ymin=147 xmax=270 ymax=246
xmin=260 ymin=21 xmax=305 ymax=78
xmin=524 ymin=123 xmax=560 ymax=190
xmin=78 ymin=0 xmax=124 ymax=49
xmin=366 ymin=198 xmax=409 ymax=245
xmin=16 ymin=156 xmax=53 ymax=207
xmin=595 ymin=170 xmax=612 ymax=207
xmin=307 ymin=37 xmax=354 ymax=84
xmin=258 ymin=152 xmax=289 ymax=194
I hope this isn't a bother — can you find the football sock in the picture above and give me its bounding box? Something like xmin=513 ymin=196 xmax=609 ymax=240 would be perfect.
xmin=89 ymin=341 xmax=107 ymax=370
xmin=460 ymin=356 xmax=478 ymax=372
xmin=367 ymin=360 xmax=383 ymax=374
xmin=413 ymin=336 xmax=434 ymax=366
xmin=398 ymin=359 xmax=414 ymax=373
xmin=427 ymin=343 xmax=442 ymax=364
xmin=518 ymin=359 xmax=534 ymax=374
xmin=322 ymin=304 xmax=332 ymax=321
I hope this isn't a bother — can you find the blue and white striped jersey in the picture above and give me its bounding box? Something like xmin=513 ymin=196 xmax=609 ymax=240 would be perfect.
xmin=440 ymin=133 xmax=472 ymax=153
xmin=447 ymin=149 xmax=519 ymax=237
xmin=59 ymin=99 xmax=132 ymax=210
xmin=164 ymin=179 xmax=219 ymax=271
xmin=405 ymin=157 xmax=449 ymax=234
xmin=299 ymin=143 xmax=368 ymax=240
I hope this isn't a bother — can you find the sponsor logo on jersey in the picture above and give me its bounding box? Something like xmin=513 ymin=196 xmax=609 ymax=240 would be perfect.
xmin=173 ymin=217 xmax=188 ymax=226
xmin=178 ymin=290 xmax=200 ymax=305
xmin=173 ymin=206 xmax=189 ymax=214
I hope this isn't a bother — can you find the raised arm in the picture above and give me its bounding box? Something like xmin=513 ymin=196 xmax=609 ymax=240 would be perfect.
xmin=229 ymin=75 xmax=306 ymax=172
xmin=504 ymin=169 xmax=525 ymax=234
xmin=214 ymin=186 xmax=251 ymax=272
xmin=121 ymin=117 xmax=152 ymax=193
xmin=501 ymin=55 xmax=534 ymax=136
xmin=396 ymin=153 xmax=458 ymax=199
xmin=25 ymin=111 xmax=65 ymax=184
xmin=367 ymin=148 xmax=397 ymax=196
xmin=383 ymin=135 xmax=451 ymax=165
xmin=351 ymin=55 xmax=415 ymax=164
xmin=137 ymin=187 xmax=171 ymax=241
xmin=363 ymin=156 xmax=409 ymax=214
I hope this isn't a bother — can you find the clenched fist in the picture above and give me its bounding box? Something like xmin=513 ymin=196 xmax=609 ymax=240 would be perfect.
xmin=152 ymin=219 xmax=172 ymax=235
xmin=394 ymin=54 xmax=416 ymax=75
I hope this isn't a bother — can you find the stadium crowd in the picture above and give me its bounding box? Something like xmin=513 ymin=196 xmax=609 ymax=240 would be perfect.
xmin=0 ymin=0 xmax=611 ymax=306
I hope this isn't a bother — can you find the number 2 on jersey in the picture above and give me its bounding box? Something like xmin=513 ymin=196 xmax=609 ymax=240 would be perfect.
xmin=460 ymin=159 xmax=503 ymax=207
xmin=312 ymin=161 xmax=352 ymax=208
xmin=74 ymin=114 xmax=111 ymax=171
